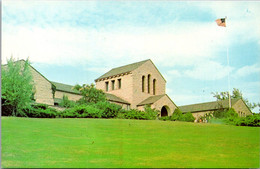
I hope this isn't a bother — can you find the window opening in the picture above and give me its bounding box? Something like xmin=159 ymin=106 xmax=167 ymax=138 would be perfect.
xmin=118 ymin=79 xmax=121 ymax=89
xmin=112 ymin=80 xmax=115 ymax=90
xmin=153 ymin=79 xmax=156 ymax=95
xmin=148 ymin=74 xmax=151 ymax=93
xmin=142 ymin=76 xmax=145 ymax=92
xmin=105 ymin=82 xmax=109 ymax=91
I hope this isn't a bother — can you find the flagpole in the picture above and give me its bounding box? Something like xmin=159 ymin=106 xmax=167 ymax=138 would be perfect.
xmin=226 ymin=16 xmax=231 ymax=109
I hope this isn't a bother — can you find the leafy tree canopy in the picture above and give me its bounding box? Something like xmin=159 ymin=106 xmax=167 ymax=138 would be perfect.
xmin=2 ymin=57 xmax=34 ymax=116
xmin=211 ymin=88 xmax=259 ymax=110
xmin=73 ymin=83 xmax=106 ymax=104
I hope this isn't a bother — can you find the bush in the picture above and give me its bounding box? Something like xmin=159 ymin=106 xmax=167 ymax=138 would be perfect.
xmin=22 ymin=104 xmax=58 ymax=118
xmin=95 ymin=101 xmax=122 ymax=118
xmin=119 ymin=108 xmax=157 ymax=120
xmin=235 ymin=114 xmax=260 ymax=127
xmin=144 ymin=105 xmax=159 ymax=120
xmin=59 ymin=95 xmax=76 ymax=108
xmin=180 ymin=112 xmax=195 ymax=122
xmin=159 ymin=116 xmax=171 ymax=121
xmin=60 ymin=104 xmax=101 ymax=118
xmin=170 ymin=108 xmax=182 ymax=121
xmin=210 ymin=108 xmax=259 ymax=127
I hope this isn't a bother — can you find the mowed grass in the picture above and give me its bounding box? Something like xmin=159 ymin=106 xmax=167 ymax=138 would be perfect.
xmin=1 ymin=117 xmax=260 ymax=168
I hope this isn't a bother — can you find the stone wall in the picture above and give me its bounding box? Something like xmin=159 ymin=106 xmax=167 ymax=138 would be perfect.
xmin=132 ymin=60 xmax=166 ymax=108
xmin=55 ymin=90 xmax=82 ymax=101
xmin=96 ymin=60 xmax=169 ymax=110
xmin=96 ymin=73 xmax=134 ymax=107
xmin=152 ymin=95 xmax=177 ymax=116
xmin=233 ymin=99 xmax=252 ymax=117
xmin=137 ymin=95 xmax=177 ymax=117
xmin=30 ymin=66 xmax=54 ymax=105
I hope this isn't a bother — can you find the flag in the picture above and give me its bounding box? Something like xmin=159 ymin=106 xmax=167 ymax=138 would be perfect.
xmin=215 ymin=18 xmax=226 ymax=27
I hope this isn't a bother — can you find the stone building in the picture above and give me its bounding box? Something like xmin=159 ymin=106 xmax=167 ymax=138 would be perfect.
xmin=3 ymin=59 xmax=252 ymax=119
xmin=95 ymin=59 xmax=177 ymax=116
xmin=2 ymin=60 xmax=82 ymax=106
xmin=51 ymin=81 xmax=82 ymax=105
xmin=179 ymin=98 xmax=252 ymax=121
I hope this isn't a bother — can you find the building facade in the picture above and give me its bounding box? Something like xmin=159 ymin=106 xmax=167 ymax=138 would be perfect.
xmin=95 ymin=59 xmax=177 ymax=116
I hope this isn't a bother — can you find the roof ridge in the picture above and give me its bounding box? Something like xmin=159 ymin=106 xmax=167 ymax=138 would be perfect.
xmin=137 ymin=94 xmax=166 ymax=106
xmin=110 ymin=59 xmax=150 ymax=70
xmin=179 ymin=98 xmax=241 ymax=107
xmin=105 ymin=93 xmax=130 ymax=104
xmin=95 ymin=59 xmax=150 ymax=81
xmin=51 ymin=81 xmax=74 ymax=87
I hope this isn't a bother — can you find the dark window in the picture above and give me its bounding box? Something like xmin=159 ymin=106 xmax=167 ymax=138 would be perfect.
xmin=142 ymin=76 xmax=145 ymax=92
xmin=153 ymin=79 xmax=156 ymax=95
xmin=118 ymin=79 xmax=121 ymax=89
xmin=112 ymin=80 xmax=115 ymax=90
xmin=148 ymin=74 xmax=151 ymax=93
xmin=105 ymin=82 xmax=109 ymax=91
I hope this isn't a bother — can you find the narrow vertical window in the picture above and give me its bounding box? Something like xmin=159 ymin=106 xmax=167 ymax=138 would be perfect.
xmin=112 ymin=80 xmax=115 ymax=90
xmin=142 ymin=76 xmax=145 ymax=92
xmin=105 ymin=82 xmax=109 ymax=91
xmin=148 ymin=74 xmax=151 ymax=93
xmin=118 ymin=79 xmax=121 ymax=89
xmin=153 ymin=79 xmax=156 ymax=95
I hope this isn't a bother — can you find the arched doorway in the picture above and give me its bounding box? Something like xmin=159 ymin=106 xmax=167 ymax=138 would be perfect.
xmin=161 ymin=106 xmax=169 ymax=117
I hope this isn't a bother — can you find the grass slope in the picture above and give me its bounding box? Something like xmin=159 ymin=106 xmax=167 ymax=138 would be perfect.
xmin=1 ymin=117 xmax=260 ymax=168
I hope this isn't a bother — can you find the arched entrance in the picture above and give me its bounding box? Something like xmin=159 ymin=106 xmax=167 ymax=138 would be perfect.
xmin=161 ymin=106 xmax=169 ymax=117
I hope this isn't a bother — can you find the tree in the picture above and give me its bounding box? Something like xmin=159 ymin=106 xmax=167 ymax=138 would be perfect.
xmin=211 ymin=88 xmax=259 ymax=110
xmin=73 ymin=83 xmax=106 ymax=104
xmin=1 ymin=57 xmax=34 ymax=116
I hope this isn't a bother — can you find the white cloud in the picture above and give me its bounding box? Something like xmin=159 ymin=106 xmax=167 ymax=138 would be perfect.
xmin=167 ymin=70 xmax=182 ymax=78
xmin=2 ymin=21 xmax=227 ymax=67
xmin=184 ymin=61 xmax=234 ymax=81
xmin=234 ymin=64 xmax=260 ymax=77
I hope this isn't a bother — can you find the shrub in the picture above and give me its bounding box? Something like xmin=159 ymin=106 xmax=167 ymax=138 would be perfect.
xmin=180 ymin=112 xmax=195 ymax=122
xmin=95 ymin=101 xmax=122 ymax=118
xmin=170 ymin=108 xmax=182 ymax=121
xmin=119 ymin=109 xmax=153 ymax=120
xmin=59 ymin=95 xmax=76 ymax=108
xmin=22 ymin=104 xmax=58 ymax=118
xmin=144 ymin=105 xmax=159 ymax=120
xmin=60 ymin=104 xmax=101 ymax=118
xmin=235 ymin=114 xmax=260 ymax=127
xmin=159 ymin=116 xmax=171 ymax=121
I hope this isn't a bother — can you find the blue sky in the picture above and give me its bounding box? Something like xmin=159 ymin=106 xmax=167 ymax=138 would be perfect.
xmin=2 ymin=1 xmax=260 ymax=112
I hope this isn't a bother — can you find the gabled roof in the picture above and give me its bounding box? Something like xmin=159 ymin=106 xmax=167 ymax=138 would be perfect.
xmin=137 ymin=94 xmax=165 ymax=106
xmin=51 ymin=81 xmax=80 ymax=95
xmin=105 ymin=93 xmax=130 ymax=105
xmin=95 ymin=59 xmax=150 ymax=81
xmin=137 ymin=94 xmax=177 ymax=108
xmin=179 ymin=98 xmax=241 ymax=113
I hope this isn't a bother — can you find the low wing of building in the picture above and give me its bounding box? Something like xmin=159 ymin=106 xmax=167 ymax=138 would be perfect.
xmin=179 ymin=98 xmax=252 ymax=121
xmin=51 ymin=81 xmax=82 ymax=105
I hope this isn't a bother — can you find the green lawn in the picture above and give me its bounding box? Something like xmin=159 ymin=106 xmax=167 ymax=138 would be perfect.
xmin=1 ymin=117 xmax=260 ymax=168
